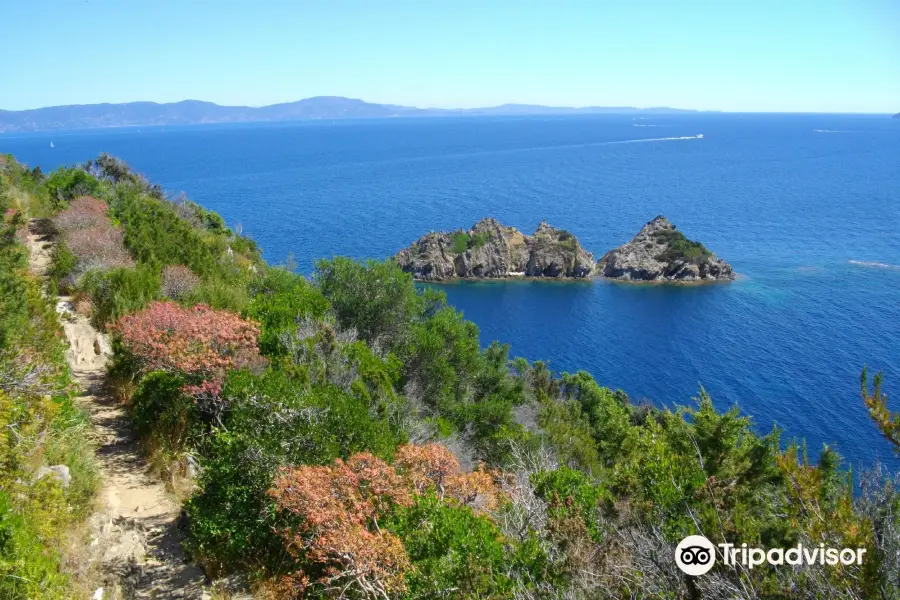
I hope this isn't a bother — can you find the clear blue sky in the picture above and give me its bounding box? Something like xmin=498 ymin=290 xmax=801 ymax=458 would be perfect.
xmin=1 ymin=0 xmax=898 ymax=113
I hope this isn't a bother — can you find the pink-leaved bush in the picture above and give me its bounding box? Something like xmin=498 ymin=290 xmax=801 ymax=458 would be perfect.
xmin=113 ymin=301 xmax=261 ymax=384
xmin=53 ymin=196 xmax=109 ymax=232
xmin=53 ymin=196 xmax=134 ymax=276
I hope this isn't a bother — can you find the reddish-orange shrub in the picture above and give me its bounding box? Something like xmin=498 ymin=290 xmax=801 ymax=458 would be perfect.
xmin=113 ymin=301 xmax=260 ymax=379
xmin=394 ymin=442 xmax=501 ymax=510
xmin=267 ymin=444 xmax=503 ymax=598
xmin=161 ymin=264 xmax=201 ymax=300
xmin=269 ymin=454 xmax=412 ymax=598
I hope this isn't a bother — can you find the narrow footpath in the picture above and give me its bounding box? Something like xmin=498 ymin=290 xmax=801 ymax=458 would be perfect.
xmin=26 ymin=220 xmax=208 ymax=600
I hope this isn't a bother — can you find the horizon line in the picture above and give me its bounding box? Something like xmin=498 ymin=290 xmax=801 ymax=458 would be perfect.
xmin=1 ymin=96 xmax=895 ymax=115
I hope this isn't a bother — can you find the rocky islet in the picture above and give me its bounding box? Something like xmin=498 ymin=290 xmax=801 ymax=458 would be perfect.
xmin=395 ymin=215 xmax=735 ymax=283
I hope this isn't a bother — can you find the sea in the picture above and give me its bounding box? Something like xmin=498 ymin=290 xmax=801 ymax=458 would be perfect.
xmin=3 ymin=113 xmax=899 ymax=472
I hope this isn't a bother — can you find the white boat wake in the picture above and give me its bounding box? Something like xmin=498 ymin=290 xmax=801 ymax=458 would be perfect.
xmin=341 ymin=133 xmax=708 ymax=166
xmin=849 ymin=260 xmax=900 ymax=270
xmin=613 ymin=134 xmax=704 ymax=144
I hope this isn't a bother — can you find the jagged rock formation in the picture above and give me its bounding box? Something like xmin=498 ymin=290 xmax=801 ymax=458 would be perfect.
xmin=597 ymin=216 xmax=734 ymax=282
xmin=395 ymin=218 xmax=595 ymax=281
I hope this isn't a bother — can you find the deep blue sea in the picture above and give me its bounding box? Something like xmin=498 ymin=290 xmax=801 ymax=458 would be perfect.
xmin=3 ymin=114 xmax=899 ymax=472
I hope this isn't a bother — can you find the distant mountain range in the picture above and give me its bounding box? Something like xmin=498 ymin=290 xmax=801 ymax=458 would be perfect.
xmin=0 ymin=96 xmax=707 ymax=133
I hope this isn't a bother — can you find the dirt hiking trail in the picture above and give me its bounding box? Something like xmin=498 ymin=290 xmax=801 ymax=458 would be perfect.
xmin=26 ymin=220 xmax=209 ymax=600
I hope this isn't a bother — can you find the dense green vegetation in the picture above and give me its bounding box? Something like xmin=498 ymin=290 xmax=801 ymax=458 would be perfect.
xmin=0 ymin=157 xmax=98 ymax=599
xmin=450 ymin=230 xmax=491 ymax=254
xmin=653 ymin=227 xmax=713 ymax=263
xmin=2 ymin=153 xmax=899 ymax=599
xmin=41 ymin=153 xmax=262 ymax=328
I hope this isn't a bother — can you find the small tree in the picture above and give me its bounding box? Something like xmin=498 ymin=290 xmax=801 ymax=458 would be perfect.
xmin=862 ymin=367 xmax=899 ymax=452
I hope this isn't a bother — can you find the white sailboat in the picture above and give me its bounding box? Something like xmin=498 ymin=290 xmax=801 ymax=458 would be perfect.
xmin=50 ymin=141 xmax=54 ymax=148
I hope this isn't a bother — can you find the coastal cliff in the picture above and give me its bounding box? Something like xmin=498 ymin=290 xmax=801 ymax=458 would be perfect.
xmin=395 ymin=218 xmax=595 ymax=281
xmin=597 ymin=216 xmax=734 ymax=282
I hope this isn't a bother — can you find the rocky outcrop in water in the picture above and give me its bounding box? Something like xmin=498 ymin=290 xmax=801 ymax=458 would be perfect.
xmin=597 ymin=216 xmax=734 ymax=282
xmin=395 ymin=218 xmax=595 ymax=281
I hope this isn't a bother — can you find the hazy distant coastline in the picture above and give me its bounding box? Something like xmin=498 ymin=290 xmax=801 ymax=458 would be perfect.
xmin=0 ymin=96 xmax=711 ymax=133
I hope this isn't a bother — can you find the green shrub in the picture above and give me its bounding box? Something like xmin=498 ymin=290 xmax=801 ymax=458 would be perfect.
xmin=0 ymin=158 xmax=53 ymax=218
xmin=315 ymin=257 xmax=429 ymax=346
xmin=448 ymin=230 xmax=491 ymax=254
xmin=385 ymin=492 xmax=552 ymax=599
xmin=171 ymin=197 xmax=229 ymax=235
xmin=0 ymin=255 xmax=29 ymax=352
xmin=470 ymin=230 xmax=491 ymax=249
xmin=183 ymin=278 xmax=250 ymax=313
xmin=86 ymin=153 xmax=164 ymax=199
xmin=653 ymin=228 xmax=712 ymax=263
xmin=537 ymin=398 xmax=603 ymax=474
xmin=532 ymin=466 xmax=609 ymax=542
xmin=450 ymin=231 xmax=469 ymax=254
xmin=44 ymin=167 xmax=104 ymax=208
xmin=47 ymin=241 xmax=77 ymax=291
xmin=41 ymin=396 xmax=100 ymax=515
xmin=558 ymin=371 xmax=633 ymax=464
xmin=109 ymin=184 xmax=259 ymax=283
xmin=131 ymin=371 xmax=200 ymax=461
xmin=244 ymin=268 xmax=330 ymax=357
xmin=81 ymin=264 xmax=161 ymax=328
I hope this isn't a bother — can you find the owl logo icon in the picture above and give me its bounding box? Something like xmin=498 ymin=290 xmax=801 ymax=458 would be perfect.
xmin=676 ymin=535 xmax=716 ymax=576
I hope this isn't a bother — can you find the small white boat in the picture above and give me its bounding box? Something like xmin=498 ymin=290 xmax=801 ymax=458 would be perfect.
xmin=696 ymin=134 xmax=704 ymax=139
xmin=50 ymin=141 xmax=54 ymax=148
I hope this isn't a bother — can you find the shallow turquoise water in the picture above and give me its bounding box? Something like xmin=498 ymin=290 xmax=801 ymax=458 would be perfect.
xmin=3 ymin=113 xmax=898 ymax=470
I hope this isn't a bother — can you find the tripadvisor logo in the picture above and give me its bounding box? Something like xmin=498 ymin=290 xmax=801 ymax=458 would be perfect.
xmin=675 ymin=535 xmax=867 ymax=576
xmin=676 ymin=535 xmax=716 ymax=576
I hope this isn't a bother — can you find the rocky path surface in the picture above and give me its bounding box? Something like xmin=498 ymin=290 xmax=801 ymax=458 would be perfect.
xmin=26 ymin=220 xmax=209 ymax=600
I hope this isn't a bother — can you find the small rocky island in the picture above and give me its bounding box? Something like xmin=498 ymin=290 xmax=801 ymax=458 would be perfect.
xmin=597 ymin=216 xmax=734 ymax=282
xmin=395 ymin=218 xmax=595 ymax=281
